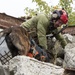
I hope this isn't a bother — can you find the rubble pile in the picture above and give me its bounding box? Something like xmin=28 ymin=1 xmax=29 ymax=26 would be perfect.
xmin=63 ymin=43 xmax=75 ymax=69
xmin=0 ymin=56 xmax=64 ymax=75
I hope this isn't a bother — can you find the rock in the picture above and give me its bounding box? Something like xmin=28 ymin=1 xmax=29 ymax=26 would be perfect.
xmin=63 ymin=43 xmax=75 ymax=69
xmin=63 ymin=34 xmax=73 ymax=43
xmin=0 ymin=62 xmax=10 ymax=75
xmin=56 ymin=58 xmax=63 ymax=66
xmin=9 ymin=56 xmax=64 ymax=75
xmin=72 ymin=36 xmax=75 ymax=43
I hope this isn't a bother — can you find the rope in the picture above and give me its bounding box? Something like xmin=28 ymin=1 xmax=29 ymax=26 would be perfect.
xmin=0 ymin=38 xmax=5 ymax=45
xmin=0 ymin=31 xmax=5 ymax=45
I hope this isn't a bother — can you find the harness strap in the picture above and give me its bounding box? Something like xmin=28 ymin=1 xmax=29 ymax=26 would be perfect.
xmin=0 ymin=38 xmax=5 ymax=45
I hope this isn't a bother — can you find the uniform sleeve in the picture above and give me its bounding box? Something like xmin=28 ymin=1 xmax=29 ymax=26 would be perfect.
xmin=37 ymin=24 xmax=47 ymax=49
xmin=55 ymin=33 xmax=67 ymax=48
xmin=37 ymin=14 xmax=48 ymax=50
xmin=21 ymin=19 xmax=33 ymax=29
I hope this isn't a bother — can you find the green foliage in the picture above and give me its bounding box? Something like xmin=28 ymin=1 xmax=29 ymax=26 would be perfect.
xmin=24 ymin=0 xmax=51 ymax=16
xmin=59 ymin=0 xmax=75 ymax=26
xmin=24 ymin=7 xmax=37 ymax=16
xmin=24 ymin=0 xmax=75 ymax=26
xmin=68 ymin=12 xmax=75 ymax=26
xmin=32 ymin=0 xmax=51 ymax=13
xmin=59 ymin=0 xmax=73 ymax=13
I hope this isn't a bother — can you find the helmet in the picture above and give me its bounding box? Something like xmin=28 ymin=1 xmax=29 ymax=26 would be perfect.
xmin=60 ymin=10 xmax=68 ymax=24
xmin=52 ymin=9 xmax=68 ymax=24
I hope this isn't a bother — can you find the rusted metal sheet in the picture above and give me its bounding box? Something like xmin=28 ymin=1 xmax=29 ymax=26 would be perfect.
xmin=0 ymin=13 xmax=25 ymax=29
xmin=62 ymin=26 xmax=75 ymax=35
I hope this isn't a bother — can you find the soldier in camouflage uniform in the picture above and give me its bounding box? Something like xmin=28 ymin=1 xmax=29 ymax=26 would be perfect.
xmin=21 ymin=9 xmax=68 ymax=63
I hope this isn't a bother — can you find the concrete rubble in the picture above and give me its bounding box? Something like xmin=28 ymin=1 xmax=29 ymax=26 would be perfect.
xmin=9 ymin=56 xmax=64 ymax=75
xmin=63 ymin=43 xmax=75 ymax=69
xmin=0 ymin=56 xmax=64 ymax=75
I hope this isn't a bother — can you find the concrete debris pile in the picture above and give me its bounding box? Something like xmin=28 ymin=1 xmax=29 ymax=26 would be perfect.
xmin=0 ymin=62 xmax=10 ymax=75
xmin=62 ymin=34 xmax=75 ymax=69
xmin=63 ymin=43 xmax=75 ymax=69
xmin=0 ymin=56 xmax=64 ymax=75
xmin=63 ymin=34 xmax=73 ymax=43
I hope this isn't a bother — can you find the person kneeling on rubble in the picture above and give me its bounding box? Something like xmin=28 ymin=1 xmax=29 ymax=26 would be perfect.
xmin=20 ymin=8 xmax=68 ymax=63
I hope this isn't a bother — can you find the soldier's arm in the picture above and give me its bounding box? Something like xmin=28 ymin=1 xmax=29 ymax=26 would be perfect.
xmin=37 ymin=14 xmax=48 ymax=50
xmin=55 ymin=33 xmax=67 ymax=48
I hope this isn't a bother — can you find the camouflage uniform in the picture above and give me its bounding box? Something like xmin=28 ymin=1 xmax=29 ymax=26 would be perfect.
xmin=21 ymin=13 xmax=67 ymax=50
